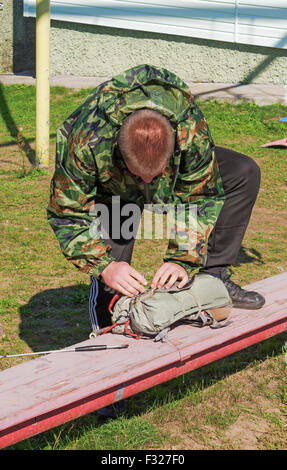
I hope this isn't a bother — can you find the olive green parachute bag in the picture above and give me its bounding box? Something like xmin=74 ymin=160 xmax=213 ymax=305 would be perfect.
xmin=108 ymin=274 xmax=232 ymax=342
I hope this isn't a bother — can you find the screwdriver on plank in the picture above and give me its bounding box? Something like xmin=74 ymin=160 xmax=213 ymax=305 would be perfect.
xmin=0 ymin=343 xmax=129 ymax=359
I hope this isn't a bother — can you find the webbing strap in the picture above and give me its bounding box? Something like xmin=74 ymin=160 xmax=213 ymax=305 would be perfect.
xmin=89 ymin=275 xmax=100 ymax=331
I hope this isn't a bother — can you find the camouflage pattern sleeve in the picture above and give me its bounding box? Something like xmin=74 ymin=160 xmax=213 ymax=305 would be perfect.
xmin=46 ymin=64 xmax=226 ymax=280
xmin=47 ymin=123 xmax=116 ymax=279
xmin=164 ymin=105 xmax=226 ymax=275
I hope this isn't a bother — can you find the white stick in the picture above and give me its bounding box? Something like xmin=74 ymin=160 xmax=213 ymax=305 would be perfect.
xmin=0 ymin=343 xmax=129 ymax=358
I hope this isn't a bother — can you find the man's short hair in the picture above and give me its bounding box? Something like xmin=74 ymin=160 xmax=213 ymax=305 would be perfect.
xmin=117 ymin=109 xmax=175 ymax=178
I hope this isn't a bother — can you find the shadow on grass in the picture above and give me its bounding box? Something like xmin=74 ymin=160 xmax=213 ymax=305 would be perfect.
xmin=18 ymin=283 xmax=92 ymax=352
xmin=0 ymin=83 xmax=36 ymax=167
xmin=235 ymin=246 xmax=264 ymax=267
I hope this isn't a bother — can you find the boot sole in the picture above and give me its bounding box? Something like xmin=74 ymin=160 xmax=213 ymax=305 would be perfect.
xmin=231 ymin=299 xmax=266 ymax=310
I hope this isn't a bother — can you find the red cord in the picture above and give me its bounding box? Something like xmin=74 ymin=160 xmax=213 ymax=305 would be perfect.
xmin=124 ymin=320 xmax=140 ymax=340
xmin=108 ymin=294 xmax=121 ymax=313
xmin=103 ymin=294 xmax=140 ymax=339
xmin=98 ymin=322 xmax=119 ymax=335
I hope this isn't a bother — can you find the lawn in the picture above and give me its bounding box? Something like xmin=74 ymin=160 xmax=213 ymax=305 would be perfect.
xmin=0 ymin=83 xmax=286 ymax=450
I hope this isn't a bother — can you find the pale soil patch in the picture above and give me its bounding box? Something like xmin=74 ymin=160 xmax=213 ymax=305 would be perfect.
xmin=226 ymin=414 xmax=270 ymax=450
xmin=247 ymin=207 xmax=287 ymax=232
xmin=146 ymin=356 xmax=287 ymax=450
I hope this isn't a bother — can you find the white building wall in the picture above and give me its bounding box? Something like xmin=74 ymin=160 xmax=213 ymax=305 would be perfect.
xmin=23 ymin=0 xmax=287 ymax=50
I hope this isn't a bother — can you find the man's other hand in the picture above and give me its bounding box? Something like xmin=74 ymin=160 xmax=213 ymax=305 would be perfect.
xmin=151 ymin=262 xmax=188 ymax=290
xmin=101 ymin=261 xmax=147 ymax=297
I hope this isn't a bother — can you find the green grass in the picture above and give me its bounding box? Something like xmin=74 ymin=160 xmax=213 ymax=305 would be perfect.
xmin=0 ymin=83 xmax=287 ymax=450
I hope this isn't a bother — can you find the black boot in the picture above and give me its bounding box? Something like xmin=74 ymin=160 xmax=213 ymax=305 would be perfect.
xmin=217 ymin=267 xmax=265 ymax=310
xmin=200 ymin=267 xmax=265 ymax=310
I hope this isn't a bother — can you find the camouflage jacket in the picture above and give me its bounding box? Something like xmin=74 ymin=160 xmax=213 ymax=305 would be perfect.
xmin=47 ymin=64 xmax=225 ymax=278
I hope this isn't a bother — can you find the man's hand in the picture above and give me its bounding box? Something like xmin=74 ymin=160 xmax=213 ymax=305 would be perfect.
xmin=101 ymin=261 xmax=147 ymax=297
xmin=151 ymin=262 xmax=188 ymax=290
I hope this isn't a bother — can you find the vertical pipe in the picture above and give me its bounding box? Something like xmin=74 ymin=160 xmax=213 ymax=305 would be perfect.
xmin=36 ymin=0 xmax=50 ymax=168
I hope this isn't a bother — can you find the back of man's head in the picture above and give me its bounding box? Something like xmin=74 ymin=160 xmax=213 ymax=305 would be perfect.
xmin=117 ymin=109 xmax=175 ymax=179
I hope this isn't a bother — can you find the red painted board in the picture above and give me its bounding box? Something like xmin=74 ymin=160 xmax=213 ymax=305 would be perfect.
xmin=0 ymin=272 xmax=287 ymax=449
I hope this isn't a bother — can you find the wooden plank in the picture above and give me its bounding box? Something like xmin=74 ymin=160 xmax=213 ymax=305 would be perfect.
xmin=0 ymin=272 xmax=287 ymax=449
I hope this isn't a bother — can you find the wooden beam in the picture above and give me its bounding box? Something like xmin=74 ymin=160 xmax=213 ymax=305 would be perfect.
xmin=0 ymin=272 xmax=287 ymax=449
